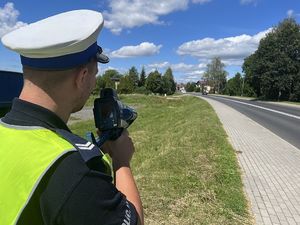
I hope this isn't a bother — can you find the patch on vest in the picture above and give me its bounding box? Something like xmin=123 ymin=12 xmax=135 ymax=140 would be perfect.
xmin=75 ymin=142 xmax=95 ymax=150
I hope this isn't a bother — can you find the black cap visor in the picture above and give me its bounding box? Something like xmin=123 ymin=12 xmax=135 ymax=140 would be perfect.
xmin=96 ymin=46 xmax=109 ymax=64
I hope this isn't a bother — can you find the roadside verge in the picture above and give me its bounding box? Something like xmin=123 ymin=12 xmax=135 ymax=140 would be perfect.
xmin=201 ymin=96 xmax=300 ymax=225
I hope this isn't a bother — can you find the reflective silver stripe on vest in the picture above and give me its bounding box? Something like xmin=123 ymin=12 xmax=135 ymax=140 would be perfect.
xmin=14 ymin=148 xmax=76 ymax=225
xmin=0 ymin=119 xmax=77 ymax=224
xmin=0 ymin=119 xmax=47 ymax=130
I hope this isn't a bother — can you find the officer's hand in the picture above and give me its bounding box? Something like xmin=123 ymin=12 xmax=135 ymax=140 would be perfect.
xmin=100 ymin=129 xmax=135 ymax=170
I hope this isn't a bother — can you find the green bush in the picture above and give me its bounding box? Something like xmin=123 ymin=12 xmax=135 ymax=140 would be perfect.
xmin=134 ymin=86 xmax=152 ymax=95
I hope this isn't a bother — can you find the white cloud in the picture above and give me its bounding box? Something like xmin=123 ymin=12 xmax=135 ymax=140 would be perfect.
xmin=172 ymin=62 xmax=206 ymax=72
xmin=177 ymin=28 xmax=272 ymax=66
xmin=176 ymin=73 xmax=205 ymax=83
xmin=98 ymin=65 xmax=117 ymax=73
xmin=222 ymin=59 xmax=244 ymax=66
xmin=287 ymin=9 xmax=294 ymax=18
xmin=110 ymin=42 xmax=162 ymax=58
xmin=98 ymin=65 xmax=128 ymax=76
xmin=186 ymin=70 xmax=205 ymax=76
xmin=148 ymin=61 xmax=205 ymax=73
xmin=100 ymin=61 xmax=206 ymax=83
xmin=178 ymin=69 xmax=206 ymax=83
xmin=147 ymin=61 xmax=206 ymax=82
xmin=192 ymin=0 xmax=212 ymax=4
xmin=0 ymin=2 xmax=27 ymax=37
xmin=240 ymin=0 xmax=257 ymax=5
xmin=103 ymin=0 xmax=211 ymax=34
xmin=171 ymin=63 xmax=206 ymax=82
xmin=148 ymin=61 xmax=170 ymax=69
xmin=287 ymin=9 xmax=300 ymax=18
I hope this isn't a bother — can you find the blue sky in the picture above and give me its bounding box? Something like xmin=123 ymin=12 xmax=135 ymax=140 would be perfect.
xmin=0 ymin=0 xmax=299 ymax=83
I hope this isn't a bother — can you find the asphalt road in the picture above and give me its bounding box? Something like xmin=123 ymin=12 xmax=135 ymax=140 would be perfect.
xmin=193 ymin=94 xmax=300 ymax=150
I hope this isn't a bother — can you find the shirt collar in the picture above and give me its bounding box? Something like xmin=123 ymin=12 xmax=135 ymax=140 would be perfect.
xmin=2 ymin=98 xmax=70 ymax=132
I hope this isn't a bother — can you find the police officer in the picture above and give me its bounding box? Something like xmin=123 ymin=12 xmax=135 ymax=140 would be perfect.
xmin=0 ymin=10 xmax=144 ymax=225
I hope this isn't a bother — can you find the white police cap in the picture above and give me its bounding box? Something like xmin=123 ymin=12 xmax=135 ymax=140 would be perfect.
xmin=1 ymin=9 xmax=109 ymax=70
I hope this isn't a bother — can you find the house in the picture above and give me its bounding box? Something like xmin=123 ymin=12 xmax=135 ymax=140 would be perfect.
xmin=196 ymin=80 xmax=212 ymax=94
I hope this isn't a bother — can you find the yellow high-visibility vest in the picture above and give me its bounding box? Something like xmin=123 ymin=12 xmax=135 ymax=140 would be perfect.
xmin=0 ymin=121 xmax=75 ymax=225
xmin=0 ymin=121 xmax=112 ymax=225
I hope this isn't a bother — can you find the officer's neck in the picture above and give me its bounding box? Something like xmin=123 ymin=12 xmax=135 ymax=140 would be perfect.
xmin=19 ymin=84 xmax=71 ymax=124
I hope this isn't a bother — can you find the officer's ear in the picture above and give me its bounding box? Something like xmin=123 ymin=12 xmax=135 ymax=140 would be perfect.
xmin=74 ymin=65 xmax=89 ymax=90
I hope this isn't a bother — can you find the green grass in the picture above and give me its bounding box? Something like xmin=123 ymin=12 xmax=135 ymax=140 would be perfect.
xmin=70 ymin=94 xmax=253 ymax=225
xmin=84 ymin=94 xmax=97 ymax=107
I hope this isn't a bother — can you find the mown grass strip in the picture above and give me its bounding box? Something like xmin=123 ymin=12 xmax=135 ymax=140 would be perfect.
xmin=70 ymin=94 xmax=252 ymax=225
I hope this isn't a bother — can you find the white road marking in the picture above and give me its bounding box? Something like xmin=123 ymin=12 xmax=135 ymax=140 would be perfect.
xmin=215 ymin=97 xmax=300 ymax=120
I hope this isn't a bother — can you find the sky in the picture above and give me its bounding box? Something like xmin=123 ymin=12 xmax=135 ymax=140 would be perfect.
xmin=0 ymin=0 xmax=299 ymax=83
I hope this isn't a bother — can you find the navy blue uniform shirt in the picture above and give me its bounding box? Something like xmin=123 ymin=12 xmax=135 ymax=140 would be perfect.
xmin=2 ymin=98 xmax=138 ymax=225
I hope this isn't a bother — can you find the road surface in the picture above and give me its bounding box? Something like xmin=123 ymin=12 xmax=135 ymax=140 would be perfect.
xmin=194 ymin=94 xmax=300 ymax=150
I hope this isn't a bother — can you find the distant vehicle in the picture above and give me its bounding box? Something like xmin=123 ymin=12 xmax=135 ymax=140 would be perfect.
xmin=179 ymin=87 xmax=186 ymax=93
xmin=202 ymin=85 xmax=211 ymax=95
xmin=0 ymin=70 xmax=23 ymax=117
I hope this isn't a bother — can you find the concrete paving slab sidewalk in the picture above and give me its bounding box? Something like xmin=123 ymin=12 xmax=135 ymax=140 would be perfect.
xmin=201 ymin=96 xmax=300 ymax=225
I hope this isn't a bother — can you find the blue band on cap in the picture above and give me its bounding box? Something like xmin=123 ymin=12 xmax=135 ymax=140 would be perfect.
xmin=20 ymin=42 xmax=98 ymax=70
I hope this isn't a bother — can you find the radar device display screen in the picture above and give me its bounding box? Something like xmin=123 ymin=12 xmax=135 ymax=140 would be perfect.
xmin=93 ymin=88 xmax=137 ymax=140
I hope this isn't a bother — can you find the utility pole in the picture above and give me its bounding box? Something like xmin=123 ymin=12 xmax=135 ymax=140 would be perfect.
xmin=241 ymin=74 xmax=245 ymax=97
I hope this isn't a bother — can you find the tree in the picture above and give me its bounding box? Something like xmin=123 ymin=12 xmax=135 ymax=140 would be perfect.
xmin=162 ymin=67 xmax=176 ymax=95
xmin=185 ymin=82 xmax=196 ymax=92
xmin=225 ymin=72 xmax=243 ymax=96
xmin=101 ymin=69 xmax=121 ymax=89
xmin=93 ymin=75 xmax=106 ymax=95
xmin=118 ymin=74 xmax=135 ymax=94
xmin=145 ymin=70 xmax=163 ymax=94
xmin=243 ymin=54 xmax=261 ymax=97
xmin=204 ymin=57 xmax=227 ymax=93
xmin=128 ymin=66 xmax=139 ymax=88
xmin=243 ymin=18 xmax=300 ymax=101
xmin=139 ymin=66 xmax=146 ymax=87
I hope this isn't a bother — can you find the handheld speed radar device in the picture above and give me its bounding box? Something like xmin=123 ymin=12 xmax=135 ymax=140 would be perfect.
xmin=87 ymin=88 xmax=137 ymax=147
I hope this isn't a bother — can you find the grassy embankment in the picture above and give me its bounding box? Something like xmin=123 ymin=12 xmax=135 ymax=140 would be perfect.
xmin=70 ymin=94 xmax=253 ymax=225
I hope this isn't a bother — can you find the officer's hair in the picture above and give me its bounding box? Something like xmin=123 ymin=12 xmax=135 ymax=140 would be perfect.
xmin=22 ymin=59 xmax=96 ymax=92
